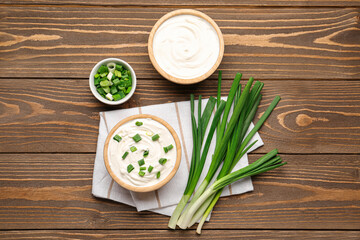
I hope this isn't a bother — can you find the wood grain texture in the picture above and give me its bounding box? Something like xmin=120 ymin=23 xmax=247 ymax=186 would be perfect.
xmin=3 ymin=0 xmax=360 ymax=7
xmin=0 ymin=7 xmax=359 ymax=79
xmin=0 ymin=154 xmax=358 ymax=230
xmin=1 ymin=230 xmax=360 ymax=240
xmin=0 ymin=79 xmax=359 ymax=154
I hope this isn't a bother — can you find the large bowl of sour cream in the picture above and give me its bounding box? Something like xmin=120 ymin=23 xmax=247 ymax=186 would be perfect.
xmin=103 ymin=114 xmax=181 ymax=192
xmin=148 ymin=9 xmax=224 ymax=85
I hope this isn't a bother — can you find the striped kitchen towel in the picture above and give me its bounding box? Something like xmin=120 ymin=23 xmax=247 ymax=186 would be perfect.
xmin=92 ymin=98 xmax=263 ymax=216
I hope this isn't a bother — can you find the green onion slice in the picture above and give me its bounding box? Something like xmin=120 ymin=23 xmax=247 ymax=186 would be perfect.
xmin=132 ymin=133 xmax=142 ymax=143
xmin=122 ymin=151 xmax=129 ymax=159
xmin=159 ymin=158 xmax=167 ymax=165
xmin=148 ymin=165 xmax=154 ymax=173
xmin=127 ymin=164 xmax=134 ymax=173
xmin=138 ymin=159 xmax=145 ymax=166
xmin=113 ymin=134 xmax=122 ymax=142
xmin=130 ymin=146 xmax=137 ymax=152
xmin=135 ymin=121 xmax=143 ymax=126
xmin=164 ymin=144 xmax=174 ymax=153
xmin=152 ymin=134 xmax=160 ymax=141
xmin=143 ymin=150 xmax=149 ymax=157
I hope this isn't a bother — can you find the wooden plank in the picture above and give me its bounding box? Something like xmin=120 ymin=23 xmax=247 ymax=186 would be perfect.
xmin=0 ymin=154 xmax=358 ymax=230
xmin=0 ymin=6 xmax=359 ymax=79
xmin=1 ymin=230 xmax=360 ymax=239
xmin=0 ymin=79 xmax=359 ymax=154
xmin=3 ymin=0 xmax=360 ymax=7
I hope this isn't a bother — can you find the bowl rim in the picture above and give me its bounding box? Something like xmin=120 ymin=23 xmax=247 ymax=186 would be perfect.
xmin=89 ymin=57 xmax=136 ymax=105
xmin=148 ymin=9 xmax=224 ymax=85
xmin=103 ymin=114 xmax=182 ymax=192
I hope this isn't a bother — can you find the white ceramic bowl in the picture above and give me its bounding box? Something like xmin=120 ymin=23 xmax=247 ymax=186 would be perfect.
xmin=89 ymin=58 xmax=137 ymax=105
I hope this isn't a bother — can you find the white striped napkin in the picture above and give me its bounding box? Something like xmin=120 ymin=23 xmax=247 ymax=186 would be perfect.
xmin=92 ymin=98 xmax=263 ymax=217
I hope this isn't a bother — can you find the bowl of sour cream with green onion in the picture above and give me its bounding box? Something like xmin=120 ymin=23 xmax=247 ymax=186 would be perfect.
xmin=103 ymin=114 xmax=181 ymax=192
xmin=89 ymin=58 xmax=136 ymax=105
xmin=148 ymin=9 xmax=224 ymax=85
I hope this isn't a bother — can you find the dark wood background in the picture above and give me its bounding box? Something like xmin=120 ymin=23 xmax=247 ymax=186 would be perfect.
xmin=0 ymin=1 xmax=359 ymax=239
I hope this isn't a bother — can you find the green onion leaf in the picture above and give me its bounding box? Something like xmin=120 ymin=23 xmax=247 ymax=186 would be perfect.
xmin=148 ymin=165 xmax=154 ymax=173
xmin=130 ymin=146 xmax=137 ymax=152
xmin=139 ymin=171 xmax=145 ymax=177
xmin=156 ymin=171 xmax=161 ymax=179
xmin=140 ymin=166 xmax=146 ymax=171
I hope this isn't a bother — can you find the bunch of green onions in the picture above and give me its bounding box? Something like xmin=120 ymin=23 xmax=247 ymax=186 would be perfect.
xmin=168 ymin=72 xmax=286 ymax=234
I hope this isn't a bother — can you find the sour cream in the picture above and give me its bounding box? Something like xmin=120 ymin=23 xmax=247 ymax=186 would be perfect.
xmin=152 ymin=14 xmax=220 ymax=80
xmin=108 ymin=118 xmax=177 ymax=187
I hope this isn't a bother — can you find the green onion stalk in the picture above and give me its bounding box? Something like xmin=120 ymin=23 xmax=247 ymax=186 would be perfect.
xmin=169 ymin=72 xmax=286 ymax=233
xmin=177 ymin=73 xmax=252 ymax=229
xmin=168 ymin=94 xmax=226 ymax=229
xmin=188 ymin=149 xmax=286 ymax=234
xmin=192 ymin=96 xmax=283 ymax=233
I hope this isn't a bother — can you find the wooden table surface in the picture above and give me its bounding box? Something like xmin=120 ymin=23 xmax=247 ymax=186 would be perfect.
xmin=1 ymin=1 xmax=360 ymax=239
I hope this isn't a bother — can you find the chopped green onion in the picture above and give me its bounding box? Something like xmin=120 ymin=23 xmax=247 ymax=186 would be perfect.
xmin=107 ymin=72 xmax=113 ymax=81
xmin=98 ymin=65 xmax=108 ymax=74
xmin=152 ymin=134 xmax=160 ymax=141
xmin=125 ymin=87 xmax=132 ymax=93
xmin=113 ymin=134 xmax=122 ymax=142
xmin=135 ymin=121 xmax=143 ymax=126
xmin=159 ymin=158 xmax=167 ymax=165
xmin=114 ymin=70 xmax=122 ymax=78
xmin=143 ymin=150 xmax=149 ymax=157
xmin=127 ymin=164 xmax=134 ymax=173
xmin=94 ymin=78 xmax=101 ymax=86
xmin=110 ymin=85 xmax=118 ymax=94
xmin=138 ymin=159 xmax=145 ymax=166
xmin=156 ymin=171 xmax=161 ymax=179
xmin=130 ymin=146 xmax=137 ymax=152
xmin=113 ymin=93 xmax=121 ymax=101
xmin=119 ymin=91 xmax=126 ymax=99
xmin=139 ymin=171 xmax=145 ymax=177
xmin=122 ymin=151 xmax=129 ymax=159
xmin=113 ymin=78 xmax=121 ymax=86
xmin=148 ymin=165 xmax=154 ymax=173
xmin=103 ymin=86 xmax=110 ymax=94
xmin=96 ymin=87 xmax=105 ymax=95
xmin=106 ymin=93 xmax=113 ymax=101
xmin=100 ymin=80 xmax=110 ymax=87
xmin=132 ymin=134 xmax=142 ymax=142
xmin=94 ymin=63 xmax=132 ymax=102
xmin=140 ymin=166 xmax=146 ymax=171
xmin=164 ymin=144 xmax=173 ymax=153
xmin=115 ymin=64 xmax=123 ymax=71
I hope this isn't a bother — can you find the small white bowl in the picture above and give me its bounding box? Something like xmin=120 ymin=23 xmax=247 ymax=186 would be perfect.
xmin=89 ymin=58 xmax=137 ymax=105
